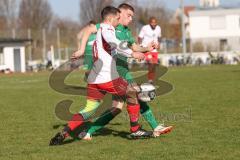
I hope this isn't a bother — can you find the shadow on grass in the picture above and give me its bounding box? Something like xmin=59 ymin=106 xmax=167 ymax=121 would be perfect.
xmin=51 ymin=122 xmax=138 ymax=146
xmin=52 ymin=123 xmax=67 ymax=129
xmin=92 ymin=127 xmax=130 ymax=140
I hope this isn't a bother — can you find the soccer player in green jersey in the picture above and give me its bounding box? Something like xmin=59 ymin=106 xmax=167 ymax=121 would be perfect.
xmin=72 ymin=3 xmax=173 ymax=140
xmin=76 ymin=20 xmax=96 ymax=71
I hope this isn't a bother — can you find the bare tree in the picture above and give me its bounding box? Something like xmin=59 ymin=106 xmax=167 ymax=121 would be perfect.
xmin=18 ymin=0 xmax=52 ymax=59
xmin=79 ymin=0 xmax=113 ymax=25
xmin=0 ymin=0 xmax=17 ymax=30
xmin=18 ymin=0 xmax=52 ymax=30
xmin=51 ymin=16 xmax=81 ymax=49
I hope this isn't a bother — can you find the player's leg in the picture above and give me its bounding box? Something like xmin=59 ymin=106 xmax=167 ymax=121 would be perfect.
xmin=147 ymin=63 xmax=156 ymax=83
xmin=49 ymin=100 xmax=101 ymax=145
xmin=145 ymin=52 xmax=159 ymax=83
xmin=118 ymin=65 xmax=172 ymax=137
xmin=82 ymin=68 xmax=130 ymax=137
xmin=139 ymin=100 xmax=173 ymax=137
xmin=116 ymin=66 xmax=158 ymax=130
xmin=96 ymin=78 xmax=145 ymax=134
xmin=67 ymin=99 xmax=100 ymax=132
xmin=126 ymin=83 xmax=153 ymax=138
xmin=81 ymin=78 xmax=152 ymax=139
xmin=79 ymin=78 xmax=128 ymax=139
xmin=139 ymin=100 xmax=158 ymax=129
xmin=67 ymin=83 xmax=104 ymax=132
xmin=116 ymin=66 xmax=157 ymax=137
xmin=49 ymin=84 xmax=104 ymax=145
xmin=80 ymin=100 xmax=124 ymax=140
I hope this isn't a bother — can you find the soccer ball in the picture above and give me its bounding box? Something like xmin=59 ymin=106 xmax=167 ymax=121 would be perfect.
xmin=138 ymin=83 xmax=156 ymax=102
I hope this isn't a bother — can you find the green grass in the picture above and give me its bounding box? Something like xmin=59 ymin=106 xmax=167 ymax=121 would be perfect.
xmin=0 ymin=65 xmax=240 ymax=160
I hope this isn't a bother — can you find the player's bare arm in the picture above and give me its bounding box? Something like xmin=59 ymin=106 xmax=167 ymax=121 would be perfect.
xmin=131 ymin=42 xmax=155 ymax=53
xmin=71 ymin=25 xmax=97 ymax=59
xmin=76 ymin=30 xmax=83 ymax=49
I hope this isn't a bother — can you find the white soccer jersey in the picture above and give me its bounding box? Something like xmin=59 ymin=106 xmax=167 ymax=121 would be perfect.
xmin=87 ymin=23 xmax=133 ymax=84
xmin=138 ymin=24 xmax=161 ymax=52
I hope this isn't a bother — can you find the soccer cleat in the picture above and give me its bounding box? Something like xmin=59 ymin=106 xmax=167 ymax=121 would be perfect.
xmin=153 ymin=124 xmax=173 ymax=137
xmin=129 ymin=128 xmax=153 ymax=139
xmin=78 ymin=131 xmax=92 ymax=141
xmin=49 ymin=132 xmax=65 ymax=146
xmin=82 ymin=133 xmax=92 ymax=141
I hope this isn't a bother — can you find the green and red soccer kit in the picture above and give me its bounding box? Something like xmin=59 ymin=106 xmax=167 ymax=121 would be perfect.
xmin=84 ymin=24 xmax=159 ymax=135
xmin=83 ymin=24 xmax=101 ymax=70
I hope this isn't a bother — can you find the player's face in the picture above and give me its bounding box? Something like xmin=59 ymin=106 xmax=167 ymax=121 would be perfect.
xmin=120 ymin=9 xmax=134 ymax=26
xmin=111 ymin=13 xmax=120 ymax=27
xmin=150 ymin=19 xmax=157 ymax=29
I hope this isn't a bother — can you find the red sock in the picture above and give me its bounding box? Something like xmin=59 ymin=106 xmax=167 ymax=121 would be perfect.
xmin=67 ymin=113 xmax=84 ymax=131
xmin=148 ymin=70 xmax=155 ymax=81
xmin=127 ymin=104 xmax=140 ymax=132
xmin=148 ymin=64 xmax=156 ymax=81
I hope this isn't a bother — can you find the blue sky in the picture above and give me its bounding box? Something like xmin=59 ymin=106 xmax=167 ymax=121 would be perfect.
xmin=49 ymin=0 xmax=240 ymax=22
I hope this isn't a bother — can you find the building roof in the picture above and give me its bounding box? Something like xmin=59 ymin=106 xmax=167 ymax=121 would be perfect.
xmin=184 ymin=6 xmax=196 ymax=16
xmin=0 ymin=38 xmax=32 ymax=47
xmin=189 ymin=7 xmax=240 ymax=16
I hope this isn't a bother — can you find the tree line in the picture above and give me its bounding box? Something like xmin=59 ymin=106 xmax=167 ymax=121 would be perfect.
xmin=0 ymin=0 xmax=182 ymax=60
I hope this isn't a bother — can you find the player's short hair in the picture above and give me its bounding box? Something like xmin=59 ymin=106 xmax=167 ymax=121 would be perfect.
xmin=101 ymin=6 xmax=121 ymax=20
xmin=88 ymin=20 xmax=96 ymax=25
xmin=118 ymin=3 xmax=135 ymax=12
xmin=149 ymin=16 xmax=157 ymax=22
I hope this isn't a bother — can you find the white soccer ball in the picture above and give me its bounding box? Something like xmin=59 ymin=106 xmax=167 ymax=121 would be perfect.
xmin=138 ymin=83 xmax=156 ymax=102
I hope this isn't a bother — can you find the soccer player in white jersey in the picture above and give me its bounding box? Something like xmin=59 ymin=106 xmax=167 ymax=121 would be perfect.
xmin=50 ymin=6 xmax=152 ymax=145
xmin=138 ymin=17 xmax=161 ymax=83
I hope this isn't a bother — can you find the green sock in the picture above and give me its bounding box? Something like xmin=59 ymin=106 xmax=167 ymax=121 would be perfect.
xmin=139 ymin=101 xmax=158 ymax=129
xmin=88 ymin=108 xmax=121 ymax=134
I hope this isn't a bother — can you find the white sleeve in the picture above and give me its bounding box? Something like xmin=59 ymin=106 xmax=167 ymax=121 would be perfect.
xmin=158 ymin=26 xmax=161 ymax=38
xmin=101 ymin=28 xmax=133 ymax=57
xmin=138 ymin=26 xmax=145 ymax=38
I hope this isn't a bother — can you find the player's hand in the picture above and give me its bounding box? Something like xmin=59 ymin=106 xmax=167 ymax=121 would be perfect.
xmin=71 ymin=50 xmax=83 ymax=60
xmin=147 ymin=41 xmax=155 ymax=52
xmin=132 ymin=52 xmax=145 ymax=60
xmin=153 ymin=42 xmax=160 ymax=49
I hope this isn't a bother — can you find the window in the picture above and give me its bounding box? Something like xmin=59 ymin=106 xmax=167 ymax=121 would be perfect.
xmin=0 ymin=47 xmax=4 ymax=65
xmin=220 ymin=39 xmax=228 ymax=51
xmin=239 ymin=16 xmax=240 ymax=28
xmin=210 ymin=16 xmax=226 ymax=30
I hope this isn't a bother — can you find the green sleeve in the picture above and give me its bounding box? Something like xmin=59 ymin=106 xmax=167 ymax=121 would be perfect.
xmin=127 ymin=31 xmax=135 ymax=46
xmin=96 ymin=23 xmax=100 ymax=30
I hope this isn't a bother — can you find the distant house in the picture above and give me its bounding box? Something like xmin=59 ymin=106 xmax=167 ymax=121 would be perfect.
xmin=171 ymin=6 xmax=196 ymax=40
xmin=189 ymin=7 xmax=240 ymax=51
xmin=0 ymin=39 xmax=31 ymax=73
xmin=200 ymin=0 xmax=220 ymax=8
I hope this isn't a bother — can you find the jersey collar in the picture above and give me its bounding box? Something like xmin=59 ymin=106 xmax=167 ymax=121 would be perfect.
xmin=116 ymin=24 xmax=128 ymax=31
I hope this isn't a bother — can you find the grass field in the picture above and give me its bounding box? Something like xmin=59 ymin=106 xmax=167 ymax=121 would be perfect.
xmin=0 ymin=65 xmax=240 ymax=160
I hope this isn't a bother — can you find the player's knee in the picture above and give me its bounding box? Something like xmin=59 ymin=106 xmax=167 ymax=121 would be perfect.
xmin=112 ymin=100 xmax=124 ymax=109
xmin=126 ymin=85 xmax=139 ymax=105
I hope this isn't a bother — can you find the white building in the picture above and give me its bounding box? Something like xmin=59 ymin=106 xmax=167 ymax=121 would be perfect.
xmin=200 ymin=0 xmax=219 ymax=8
xmin=189 ymin=7 xmax=240 ymax=51
xmin=0 ymin=39 xmax=31 ymax=73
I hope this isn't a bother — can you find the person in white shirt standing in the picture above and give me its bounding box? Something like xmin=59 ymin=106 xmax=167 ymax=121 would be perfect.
xmin=138 ymin=17 xmax=161 ymax=83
